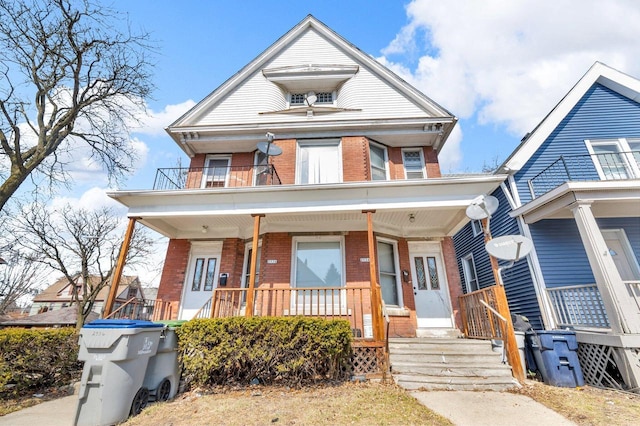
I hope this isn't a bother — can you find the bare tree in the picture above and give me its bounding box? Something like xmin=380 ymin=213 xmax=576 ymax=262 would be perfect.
xmin=0 ymin=0 xmax=154 ymax=212
xmin=0 ymin=250 xmax=46 ymax=315
xmin=13 ymin=202 xmax=154 ymax=330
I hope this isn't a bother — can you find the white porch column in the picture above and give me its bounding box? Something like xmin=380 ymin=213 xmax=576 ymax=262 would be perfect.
xmin=570 ymin=201 xmax=640 ymax=334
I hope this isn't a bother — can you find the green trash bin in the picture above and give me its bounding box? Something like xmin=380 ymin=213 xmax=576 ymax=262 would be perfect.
xmin=74 ymin=319 xmax=165 ymax=426
xmin=143 ymin=320 xmax=187 ymax=401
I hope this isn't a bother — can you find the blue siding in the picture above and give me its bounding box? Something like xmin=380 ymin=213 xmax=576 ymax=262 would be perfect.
xmin=530 ymin=217 xmax=640 ymax=288
xmin=453 ymin=186 xmax=544 ymax=329
xmin=515 ymin=83 xmax=640 ymax=204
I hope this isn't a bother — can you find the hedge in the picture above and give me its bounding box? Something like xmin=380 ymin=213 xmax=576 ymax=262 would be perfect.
xmin=177 ymin=317 xmax=352 ymax=388
xmin=0 ymin=328 xmax=82 ymax=398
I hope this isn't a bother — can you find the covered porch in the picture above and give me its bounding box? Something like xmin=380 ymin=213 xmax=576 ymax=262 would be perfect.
xmin=511 ymin=180 xmax=640 ymax=390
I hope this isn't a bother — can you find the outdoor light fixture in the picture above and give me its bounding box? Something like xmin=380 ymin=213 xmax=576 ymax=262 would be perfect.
xmin=201 ymin=225 xmax=209 ymax=234
xmin=409 ymin=214 xmax=416 ymax=223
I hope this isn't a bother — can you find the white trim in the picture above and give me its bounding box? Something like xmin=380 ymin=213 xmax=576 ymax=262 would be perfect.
xmin=401 ymin=148 xmax=426 ymax=179
xmin=290 ymin=235 xmax=346 ymax=289
xmin=471 ymin=220 xmax=483 ymax=237
xmin=585 ymin=138 xmax=640 ymax=180
xmin=295 ymin=139 xmax=343 ymax=184
xmin=376 ymin=237 xmax=403 ymax=307
xmin=602 ymin=228 xmax=640 ymax=280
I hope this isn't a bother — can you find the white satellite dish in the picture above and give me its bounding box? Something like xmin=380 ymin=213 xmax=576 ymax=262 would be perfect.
xmin=466 ymin=195 xmax=499 ymax=220
xmin=485 ymin=235 xmax=533 ymax=261
xmin=256 ymin=132 xmax=282 ymax=157
xmin=305 ymin=91 xmax=317 ymax=106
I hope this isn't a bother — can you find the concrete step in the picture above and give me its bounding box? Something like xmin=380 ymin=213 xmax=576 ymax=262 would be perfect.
xmin=390 ymin=363 xmax=512 ymax=378
xmin=389 ymin=343 xmax=498 ymax=354
xmin=390 ymin=352 xmax=501 ymax=364
xmin=394 ymin=374 xmax=517 ymax=391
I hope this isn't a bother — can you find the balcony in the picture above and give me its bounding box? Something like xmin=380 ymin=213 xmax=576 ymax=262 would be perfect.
xmin=153 ymin=165 xmax=281 ymax=190
xmin=528 ymin=151 xmax=640 ymax=198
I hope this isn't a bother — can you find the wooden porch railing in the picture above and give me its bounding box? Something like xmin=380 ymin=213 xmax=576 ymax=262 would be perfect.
xmin=105 ymin=298 xmax=174 ymax=321
xmin=194 ymin=286 xmax=374 ymax=340
xmin=459 ymin=286 xmax=504 ymax=339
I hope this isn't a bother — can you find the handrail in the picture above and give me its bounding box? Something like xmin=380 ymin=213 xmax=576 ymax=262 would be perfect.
xmin=479 ymin=299 xmax=507 ymax=323
xmin=192 ymin=297 xmax=213 ymax=320
xmin=381 ymin=300 xmax=392 ymax=382
xmin=104 ymin=297 xmax=138 ymax=319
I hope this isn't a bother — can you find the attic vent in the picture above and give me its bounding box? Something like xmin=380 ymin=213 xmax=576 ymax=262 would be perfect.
xmin=290 ymin=92 xmax=334 ymax=106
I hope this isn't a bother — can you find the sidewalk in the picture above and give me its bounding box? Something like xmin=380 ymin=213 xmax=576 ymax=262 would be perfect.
xmin=0 ymin=389 xmax=577 ymax=426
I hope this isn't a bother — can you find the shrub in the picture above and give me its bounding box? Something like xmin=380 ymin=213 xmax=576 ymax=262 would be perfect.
xmin=177 ymin=317 xmax=352 ymax=388
xmin=0 ymin=328 xmax=82 ymax=398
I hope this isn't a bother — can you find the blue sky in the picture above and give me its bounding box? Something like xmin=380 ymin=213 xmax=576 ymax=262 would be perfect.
xmin=46 ymin=0 xmax=640 ymax=285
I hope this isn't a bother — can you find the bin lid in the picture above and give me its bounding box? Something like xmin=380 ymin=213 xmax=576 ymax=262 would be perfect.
xmin=83 ymin=319 xmax=165 ymax=329
xmin=155 ymin=320 xmax=188 ymax=328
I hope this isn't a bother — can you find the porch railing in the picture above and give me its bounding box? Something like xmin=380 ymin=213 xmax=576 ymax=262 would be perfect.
xmin=546 ymin=284 xmax=610 ymax=328
xmin=459 ymin=286 xmax=504 ymax=340
xmin=626 ymin=280 xmax=640 ymax=314
xmin=105 ymin=298 xmax=174 ymax=321
xmin=196 ymin=286 xmax=374 ymax=340
xmin=153 ymin=165 xmax=281 ymax=190
xmin=528 ymin=151 xmax=640 ymax=198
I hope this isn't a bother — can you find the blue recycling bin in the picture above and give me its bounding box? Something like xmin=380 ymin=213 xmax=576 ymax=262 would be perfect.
xmin=526 ymin=329 xmax=584 ymax=387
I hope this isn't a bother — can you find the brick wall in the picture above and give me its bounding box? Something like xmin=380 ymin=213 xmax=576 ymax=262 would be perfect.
xmin=220 ymin=238 xmax=246 ymax=288
xmin=341 ymin=137 xmax=368 ymax=182
xmin=442 ymin=237 xmax=463 ymax=329
xmin=260 ymin=232 xmax=293 ymax=287
xmin=270 ymin=139 xmax=296 ymax=185
xmin=157 ymin=239 xmax=191 ymax=314
xmin=424 ymin=146 xmax=441 ymax=177
xmin=387 ymin=147 xmax=404 ymax=180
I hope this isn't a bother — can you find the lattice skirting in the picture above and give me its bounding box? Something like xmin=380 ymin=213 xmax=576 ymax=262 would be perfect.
xmin=351 ymin=344 xmax=386 ymax=376
xmin=577 ymin=342 xmax=627 ymax=390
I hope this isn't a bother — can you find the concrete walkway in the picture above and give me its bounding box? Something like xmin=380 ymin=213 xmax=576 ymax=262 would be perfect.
xmin=412 ymin=390 xmax=576 ymax=426
xmin=0 ymin=390 xmax=576 ymax=426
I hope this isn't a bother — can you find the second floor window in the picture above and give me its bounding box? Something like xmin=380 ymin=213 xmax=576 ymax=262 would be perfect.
xmin=369 ymin=142 xmax=388 ymax=180
xmin=297 ymin=140 xmax=342 ymax=184
xmin=586 ymin=138 xmax=640 ymax=180
xmin=461 ymin=254 xmax=479 ymax=293
xmin=402 ymin=149 xmax=426 ymax=179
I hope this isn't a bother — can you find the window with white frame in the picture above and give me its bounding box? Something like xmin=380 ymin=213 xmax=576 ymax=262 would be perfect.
xmin=297 ymin=140 xmax=342 ymax=184
xmin=461 ymin=254 xmax=479 ymax=293
xmin=242 ymin=242 xmax=262 ymax=302
xmin=289 ymin=91 xmax=335 ymax=107
xmin=254 ymin=151 xmax=269 ymax=186
xmin=471 ymin=220 xmax=483 ymax=237
xmin=369 ymin=141 xmax=388 ymax=181
xmin=202 ymin=156 xmax=231 ymax=188
xmin=377 ymin=239 xmax=401 ymax=306
xmin=585 ymin=138 xmax=640 ymax=180
xmin=402 ymin=149 xmax=426 ymax=179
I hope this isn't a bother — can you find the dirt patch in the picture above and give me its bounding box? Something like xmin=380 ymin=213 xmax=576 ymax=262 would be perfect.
xmin=512 ymin=380 xmax=640 ymax=426
xmin=123 ymin=382 xmax=453 ymax=426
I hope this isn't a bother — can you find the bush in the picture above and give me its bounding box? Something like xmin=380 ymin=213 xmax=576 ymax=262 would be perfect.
xmin=177 ymin=317 xmax=352 ymax=388
xmin=0 ymin=328 xmax=81 ymax=398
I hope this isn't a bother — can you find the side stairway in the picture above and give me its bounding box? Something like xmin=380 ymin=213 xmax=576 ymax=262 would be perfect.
xmin=389 ymin=337 xmax=518 ymax=391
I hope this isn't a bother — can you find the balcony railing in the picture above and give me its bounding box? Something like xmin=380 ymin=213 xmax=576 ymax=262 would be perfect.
xmin=546 ymin=284 xmax=609 ymax=328
xmin=194 ymin=286 xmax=374 ymax=340
xmin=153 ymin=165 xmax=281 ymax=190
xmin=528 ymin=151 xmax=640 ymax=198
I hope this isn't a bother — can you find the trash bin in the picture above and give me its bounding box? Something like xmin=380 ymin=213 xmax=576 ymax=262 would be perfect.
xmin=526 ymin=329 xmax=584 ymax=387
xmin=74 ymin=319 xmax=165 ymax=426
xmin=143 ymin=320 xmax=187 ymax=402
xmin=514 ymin=331 xmax=526 ymax=374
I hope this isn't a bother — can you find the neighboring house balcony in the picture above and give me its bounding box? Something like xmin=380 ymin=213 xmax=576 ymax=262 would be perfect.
xmin=528 ymin=150 xmax=640 ymax=199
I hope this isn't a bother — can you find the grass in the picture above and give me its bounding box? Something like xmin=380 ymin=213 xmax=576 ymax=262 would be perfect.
xmin=123 ymin=382 xmax=453 ymax=426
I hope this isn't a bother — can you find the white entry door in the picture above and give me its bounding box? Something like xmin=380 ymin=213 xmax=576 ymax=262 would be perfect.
xmin=602 ymin=229 xmax=640 ymax=281
xmin=409 ymin=243 xmax=454 ymax=328
xmin=179 ymin=243 xmax=222 ymax=320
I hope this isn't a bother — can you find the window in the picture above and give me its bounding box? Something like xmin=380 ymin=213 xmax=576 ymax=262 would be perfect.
xmin=586 ymin=138 xmax=640 ymax=180
xmin=369 ymin=142 xmax=388 ymax=181
xmin=461 ymin=254 xmax=479 ymax=292
xmin=377 ymin=240 xmax=400 ymax=306
xmin=471 ymin=220 xmax=483 ymax=237
xmin=290 ymin=91 xmax=334 ymax=106
xmin=190 ymin=257 xmax=217 ymax=291
xmin=127 ymin=287 xmax=138 ymax=299
xmin=402 ymin=149 xmax=426 ymax=179
xmin=294 ymin=239 xmax=343 ymax=288
xmin=202 ymin=156 xmax=230 ymax=188
xmin=254 ymin=151 xmax=269 ymax=186
xmin=297 ymin=140 xmax=342 ymax=184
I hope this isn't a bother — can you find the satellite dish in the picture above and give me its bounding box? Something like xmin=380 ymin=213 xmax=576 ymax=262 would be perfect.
xmin=466 ymin=195 xmax=499 ymax=220
xmin=485 ymin=235 xmax=533 ymax=261
xmin=305 ymin=91 xmax=317 ymax=106
xmin=256 ymin=132 xmax=282 ymax=157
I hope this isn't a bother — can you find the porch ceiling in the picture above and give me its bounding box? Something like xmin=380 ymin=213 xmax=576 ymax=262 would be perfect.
xmin=511 ymin=181 xmax=640 ymax=224
xmin=108 ymin=175 xmax=506 ymax=239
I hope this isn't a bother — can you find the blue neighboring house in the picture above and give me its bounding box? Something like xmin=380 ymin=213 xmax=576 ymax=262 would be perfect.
xmin=453 ymin=62 xmax=640 ymax=391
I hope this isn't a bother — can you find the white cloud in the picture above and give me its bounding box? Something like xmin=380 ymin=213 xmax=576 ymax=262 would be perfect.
xmin=382 ymin=0 xmax=640 ymax=136
xmin=437 ymin=125 xmax=463 ymax=173
xmin=50 ymin=187 xmax=124 ymax=212
xmin=131 ymin=100 xmax=197 ymax=136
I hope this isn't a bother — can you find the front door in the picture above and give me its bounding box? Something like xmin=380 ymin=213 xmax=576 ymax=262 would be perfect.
xmin=179 ymin=243 xmax=222 ymax=320
xmin=409 ymin=243 xmax=454 ymax=328
xmin=603 ymin=229 xmax=640 ymax=281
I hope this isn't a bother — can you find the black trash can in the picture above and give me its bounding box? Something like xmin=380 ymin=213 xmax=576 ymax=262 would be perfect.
xmin=526 ymin=329 xmax=584 ymax=387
